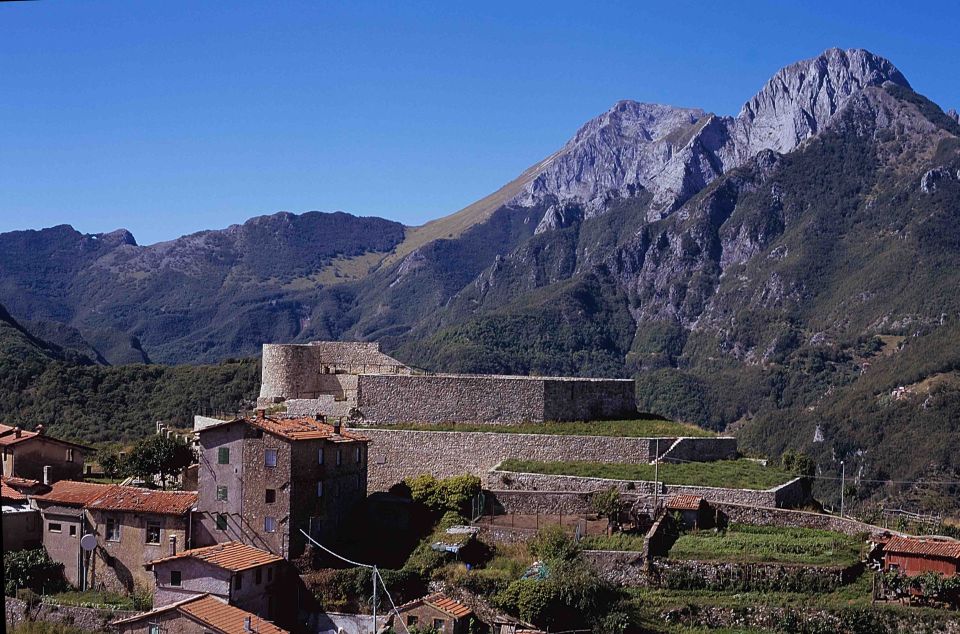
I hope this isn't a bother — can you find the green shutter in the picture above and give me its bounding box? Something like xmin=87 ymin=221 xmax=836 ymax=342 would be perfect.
xmin=218 ymin=447 xmax=230 ymax=464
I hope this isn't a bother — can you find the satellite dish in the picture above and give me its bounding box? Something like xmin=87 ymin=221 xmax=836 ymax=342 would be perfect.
xmin=80 ymin=534 xmax=97 ymax=551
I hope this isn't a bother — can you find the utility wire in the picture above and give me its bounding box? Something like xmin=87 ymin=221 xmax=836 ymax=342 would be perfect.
xmin=299 ymin=529 xmax=408 ymax=634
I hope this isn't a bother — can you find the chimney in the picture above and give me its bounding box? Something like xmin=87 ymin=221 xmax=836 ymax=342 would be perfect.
xmin=169 ymin=534 xmax=178 ymax=556
xmin=14 ymin=426 xmax=21 ymax=438
xmin=156 ymin=421 xmax=164 ymax=434
xmin=244 ymin=616 xmax=253 ymax=633
xmin=333 ymin=418 xmax=342 ymax=435
xmin=255 ymin=409 xmax=266 ymax=420
xmin=43 ymin=465 xmax=52 ymax=485
xmin=35 ymin=424 xmax=45 ymax=436
xmin=314 ymin=413 xmax=325 ymax=424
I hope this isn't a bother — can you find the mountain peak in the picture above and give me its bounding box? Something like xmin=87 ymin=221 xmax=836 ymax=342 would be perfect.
xmin=730 ymin=48 xmax=910 ymax=158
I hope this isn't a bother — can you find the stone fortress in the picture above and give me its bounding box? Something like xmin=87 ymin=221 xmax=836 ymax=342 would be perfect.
xmin=257 ymin=341 xmax=637 ymax=424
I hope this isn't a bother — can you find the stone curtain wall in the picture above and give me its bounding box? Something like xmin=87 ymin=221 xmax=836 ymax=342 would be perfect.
xmin=361 ymin=429 xmax=735 ymax=491
xmin=659 ymin=437 xmax=739 ymax=463
xmin=355 ymin=375 xmax=636 ymax=424
xmin=486 ymin=469 xmax=810 ymax=508
xmin=713 ymin=502 xmax=885 ymax=536
xmin=5 ymin=597 xmax=138 ymax=632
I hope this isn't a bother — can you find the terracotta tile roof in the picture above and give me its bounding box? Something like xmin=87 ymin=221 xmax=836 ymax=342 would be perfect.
xmin=112 ymin=594 xmax=288 ymax=634
xmin=666 ymin=494 xmax=705 ymax=511
xmin=885 ymin=536 xmax=960 ymax=560
xmin=86 ymin=485 xmax=197 ymax=516
xmin=0 ymin=423 xmax=89 ymax=449
xmin=399 ymin=592 xmax=472 ymax=619
xmin=147 ymin=541 xmax=283 ymax=571
xmin=1 ymin=480 xmax=25 ymax=501
xmin=1 ymin=475 xmax=40 ymax=488
xmin=33 ymin=480 xmax=114 ymax=507
xmin=203 ymin=415 xmax=368 ymax=443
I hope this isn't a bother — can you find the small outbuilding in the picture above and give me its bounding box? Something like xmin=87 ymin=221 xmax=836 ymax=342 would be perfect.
xmin=883 ymin=535 xmax=960 ymax=578
xmin=392 ymin=592 xmax=474 ymax=634
xmin=665 ymin=494 xmax=709 ymax=530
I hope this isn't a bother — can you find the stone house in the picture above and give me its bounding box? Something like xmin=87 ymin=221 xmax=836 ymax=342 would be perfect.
xmin=112 ymin=593 xmax=289 ymax=634
xmin=145 ymin=541 xmax=295 ymax=625
xmin=883 ymin=535 xmax=960 ymax=577
xmin=665 ymin=494 xmax=709 ymax=530
xmin=1 ymin=423 xmax=89 ymax=483
xmin=392 ymin=592 xmax=474 ymax=634
xmin=192 ymin=412 xmax=369 ymax=558
xmin=2 ymin=476 xmax=44 ymax=551
xmin=32 ymin=480 xmax=197 ymax=591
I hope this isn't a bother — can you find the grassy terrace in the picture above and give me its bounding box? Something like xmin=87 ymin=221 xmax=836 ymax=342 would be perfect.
xmin=497 ymin=459 xmax=795 ymax=490
xmin=368 ymin=418 xmax=716 ymax=438
xmin=668 ymin=523 xmax=864 ymax=566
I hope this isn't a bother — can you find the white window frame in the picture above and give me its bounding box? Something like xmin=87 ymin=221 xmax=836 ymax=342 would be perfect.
xmin=146 ymin=521 xmax=162 ymax=545
xmin=48 ymin=522 xmax=62 ymax=533
xmin=264 ymin=516 xmax=276 ymax=533
xmin=106 ymin=517 xmax=121 ymax=542
xmin=264 ymin=448 xmax=278 ymax=468
xmin=318 ymin=447 xmax=324 ymax=465
xmin=336 ymin=448 xmax=342 ymax=466
xmin=317 ymin=481 xmax=323 ymax=497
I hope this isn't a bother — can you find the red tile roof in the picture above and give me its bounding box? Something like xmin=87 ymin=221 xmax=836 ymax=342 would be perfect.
xmin=112 ymin=594 xmax=288 ymax=634
xmin=204 ymin=415 xmax=368 ymax=443
xmin=0 ymin=423 xmax=89 ymax=449
xmin=33 ymin=480 xmax=113 ymax=507
xmin=86 ymin=485 xmax=197 ymax=516
xmin=1 ymin=480 xmax=25 ymax=501
xmin=885 ymin=536 xmax=960 ymax=560
xmin=33 ymin=481 xmax=196 ymax=515
xmin=399 ymin=592 xmax=473 ymax=619
xmin=666 ymin=494 xmax=705 ymax=511
xmin=147 ymin=541 xmax=283 ymax=572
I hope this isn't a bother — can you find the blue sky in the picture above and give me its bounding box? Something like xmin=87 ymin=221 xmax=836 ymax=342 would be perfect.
xmin=1 ymin=1 xmax=958 ymax=244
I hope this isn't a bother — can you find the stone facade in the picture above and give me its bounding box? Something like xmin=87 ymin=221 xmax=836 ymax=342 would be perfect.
xmin=712 ymin=502 xmax=886 ymax=536
xmin=87 ymin=510 xmax=190 ymax=592
xmin=1 ymin=426 xmax=87 ymax=483
xmin=193 ymin=416 xmax=368 ymax=558
xmin=257 ymin=342 xmax=637 ymax=424
xmin=360 ymin=428 xmax=736 ymax=492
xmin=485 ymin=469 xmax=810 ymax=509
xmin=5 ymin=597 xmax=138 ymax=633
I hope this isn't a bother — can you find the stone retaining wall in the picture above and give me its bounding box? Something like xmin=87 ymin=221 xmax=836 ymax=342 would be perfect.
xmin=486 ymin=469 xmax=809 ymax=508
xmin=5 ymin=597 xmax=139 ymax=631
xmin=714 ymin=502 xmax=885 ymax=536
xmin=361 ymin=428 xmax=736 ymax=492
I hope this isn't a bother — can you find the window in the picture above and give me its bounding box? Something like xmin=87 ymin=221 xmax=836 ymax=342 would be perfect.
xmin=264 ymin=448 xmax=278 ymax=468
xmin=48 ymin=522 xmax=62 ymax=533
xmin=234 ymin=573 xmax=243 ymax=591
xmin=267 ymin=566 xmax=273 ymax=582
xmin=318 ymin=448 xmax=324 ymax=465
xmin=355 ymin=446 xmax=361 ymax=463
xmin=407 ymin=616 xmax=419 ymax=626
xmin=317 ymin=481 xmax=323 ymax=497
xmin=146 ymin=522 xmax=161 ymax=544
xmin=148 ymin=624 xmax=161 ymax=634
xmin=215 ymin=514 xmax=228 ymax=531
xmin=433 ymin=619 xmax=445 ymax=630
xmin=217 ymin=447 xmax=230 ymax=464
xmin=264 ymin=516 xmax=276 ymax=533
xmin=265 ymin=489 xmax=276 ymax=504
xmin=255 ymin=568 xmax=262 ymax=585
xmin=106 ymin=518 xmax=121 ymax=542
xmin=309 ymin=517 xmax=322 ymax=540
xmin=170 ymin=570 xmax=182 ymax=587
xmin=216 ymin=486 xmax=228 ymax=501
xmin=336 ymin=448 xmax=342 ymax=466
xmin=66 ymin=448 xmax=74 ymax=462
xmin=357 ymin=473 xmax=363 ymax=489
xmin=69 ymin=525 xmax=77 ymax=537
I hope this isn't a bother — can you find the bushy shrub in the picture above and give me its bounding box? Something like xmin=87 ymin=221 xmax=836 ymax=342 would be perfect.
xmin=4 ymin=548 xmax=67 ymax=596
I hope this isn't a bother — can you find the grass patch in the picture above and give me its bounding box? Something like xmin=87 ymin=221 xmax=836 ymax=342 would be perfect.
xmin=44 ymin=589 xmax=139 ymax=609
xmin=668 ymin=523 xmax=864 ymax=566
xmin=497 ymin=459 xmax=794 ymax=490
xmin=370 ymin=418 xmax=716 ymax=438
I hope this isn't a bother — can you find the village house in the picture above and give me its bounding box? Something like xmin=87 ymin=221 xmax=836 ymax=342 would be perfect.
xmin=145 ymin=541 xmax=296 ymax=625
xmin=112 ymin=593 xmax=289 ymax=634
xmin=883 ymin=535 xmax=960 ymax=577
xmin=665 ymin=494 xmax=710 ymax=530
xmin=0 ymin=423 xmax=89 ymax=483
xmin=192 ymin=412 xmax=369 ymax=558
xmin=32 ymin=480 xmax=197 ymax=591
xmin=2 ymin=475 xmax=45 ymax=551
xmin=392 ymin=592 xmax=475 ymax=634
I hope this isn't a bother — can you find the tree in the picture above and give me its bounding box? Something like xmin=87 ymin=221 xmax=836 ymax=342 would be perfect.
xmin=591 ymin=487 xmax=624 ymax=532
xmin=125 ymin=434 xmax=194 ymax=489
xmin=405 ymin=473 xmax=481 ymax=516
xmin=96 ymin=447 xmax=124 ymax=480
xmin=4 ymin=548 xmax=67 ymax=595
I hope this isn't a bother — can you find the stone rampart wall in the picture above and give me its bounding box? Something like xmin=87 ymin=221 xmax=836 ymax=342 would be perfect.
xmin=355 ymin=375 xmax=636 ymax=424
xmin=660 ymin=437 xmax=739 ymax=463
xmin=362 ymin=428 xmax=718 ymax=491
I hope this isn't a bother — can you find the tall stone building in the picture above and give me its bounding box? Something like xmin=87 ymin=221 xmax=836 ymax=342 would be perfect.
xmin=192 ymin=412 xmax=369 ymax=558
